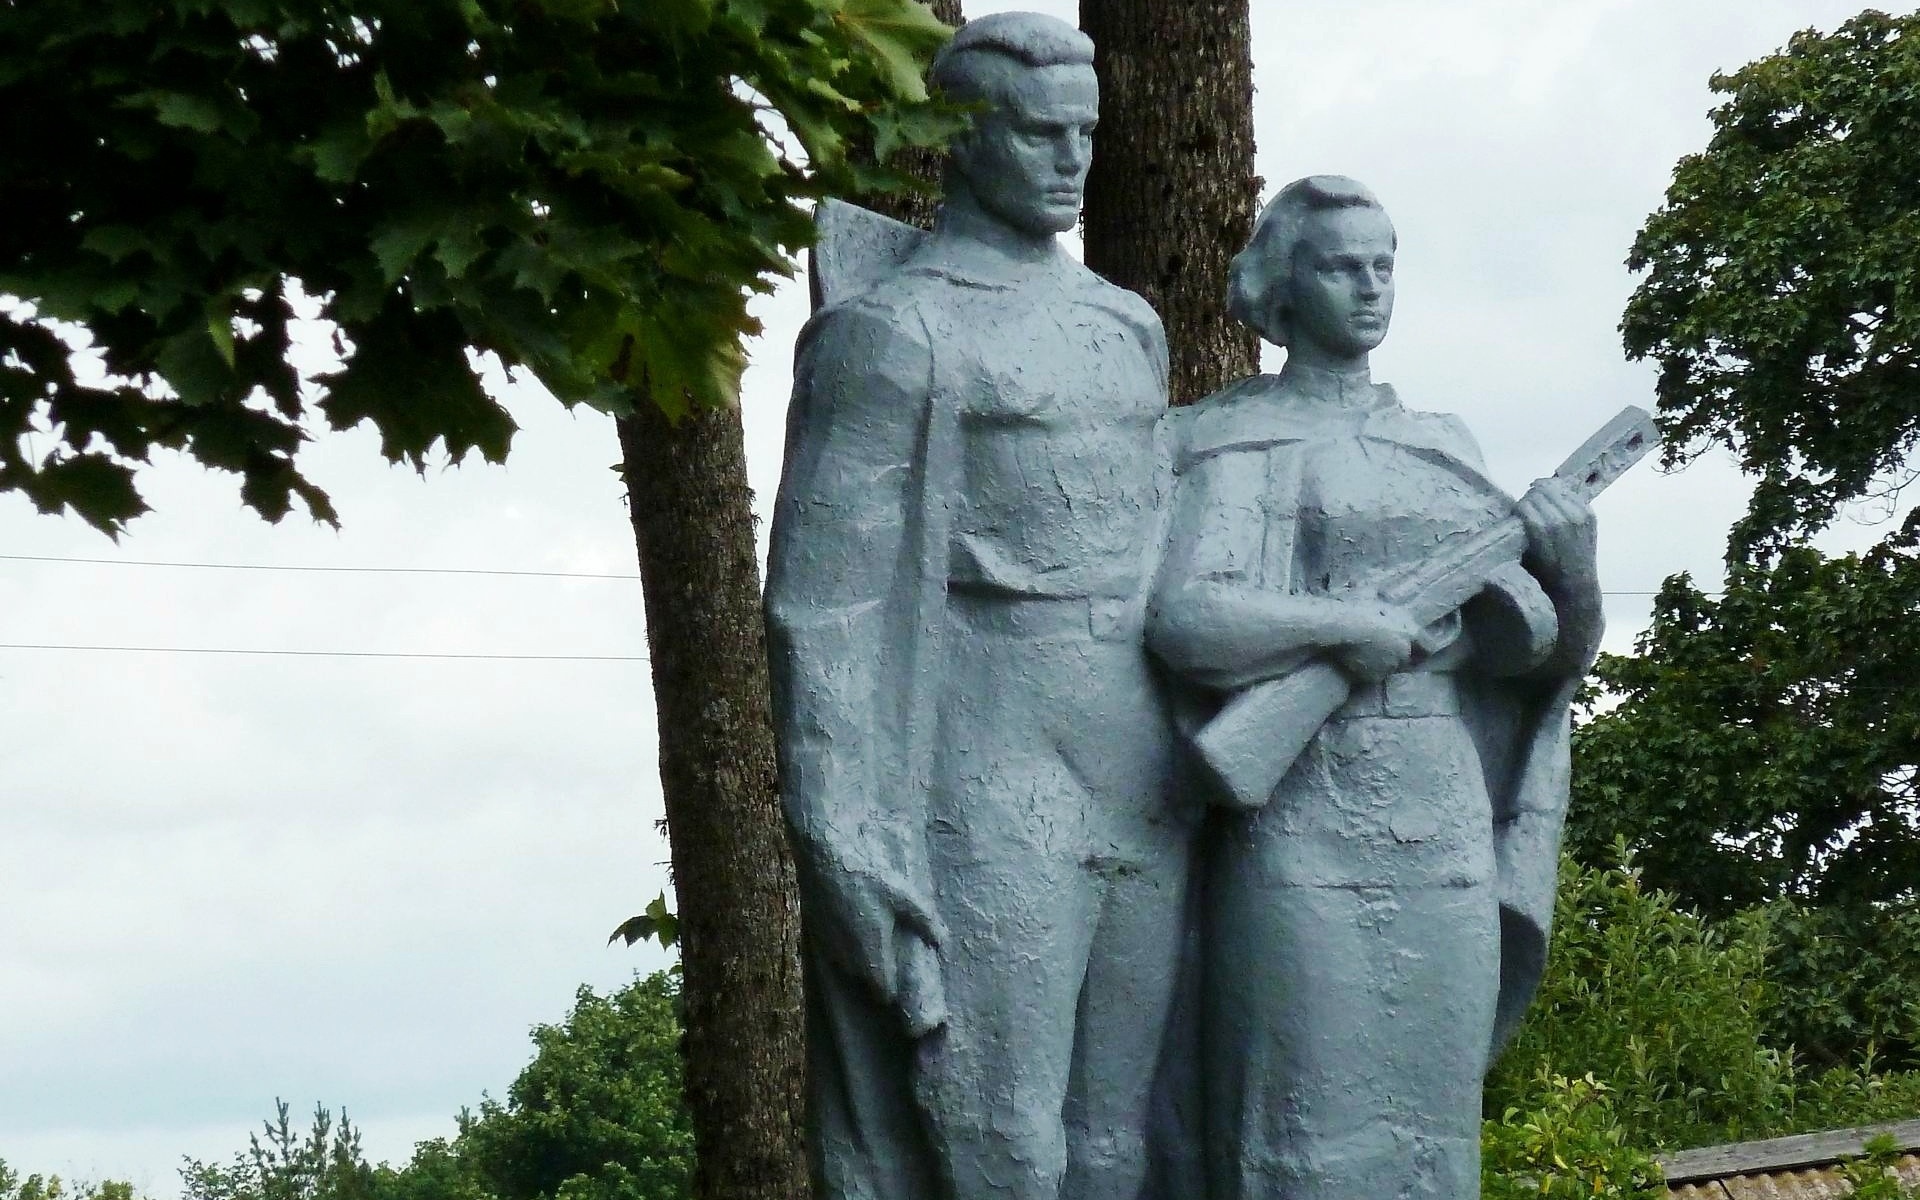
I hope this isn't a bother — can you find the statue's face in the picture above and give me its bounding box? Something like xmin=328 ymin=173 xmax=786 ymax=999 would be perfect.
xmin=952 ymin=63 xmax=1099 ymax=236
xmin=1282 ymin=205 xmax=1396 ymax=359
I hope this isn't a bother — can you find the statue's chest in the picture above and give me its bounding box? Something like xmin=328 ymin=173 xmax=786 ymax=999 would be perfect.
xmin=948 ymin=296 xmax=1161 ymax=510
xmin=954 ymin=298 xmax=1160 ymax=433
xmin=1294 ymin=437 xmax=1508 ymax=594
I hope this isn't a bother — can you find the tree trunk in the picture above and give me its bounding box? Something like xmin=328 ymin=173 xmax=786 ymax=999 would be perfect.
xmin=616 ymin=402 xmax=808 ymax=1200
xmin=615 ymin=7 xmax=964 ymax=1197
xmin=1080 ymin=0 xmax=1259 ymax=406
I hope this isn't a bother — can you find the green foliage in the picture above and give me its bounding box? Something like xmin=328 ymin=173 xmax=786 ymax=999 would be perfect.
xmin=180 ymin=1101 xmax=378 ymax=1200
xmin=1482 ymin=1073 xmax=1666 ymax=1200
xmin=1754 ymin=898 xmax=1920 ymax=1073
xmin=1597 ymin=10 xmax=1920 ymax=1080
xmin=1569 ymin=542 xmax=1920 ymax=917
xmin=0 ymin=0 xmax=961 ymax=533
xmin=1489 ymin=853 xmax=1920 ymax=1156
xmin=1836 ymin=1133 xmax=1920 ymax=1200
xmin=0 ymin=1162 xmax=138 ymax=1200
xmin=1622 ymin=9 xmax=1920 ymax=551
xmin=608 ymin=893 xmax=680 ymax=952
xmin=169 ymin=973 xmax=691 ymax=1200
xmin=1489 ymin=853 xmax=1798 ymax=1147
xmin=448 ymin=973 xmax=692 ymax=1200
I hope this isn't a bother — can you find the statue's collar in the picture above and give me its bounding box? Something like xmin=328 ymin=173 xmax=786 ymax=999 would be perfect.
xmin=1275 ymin=359 xmax=1384 ymax=410
xmin=901 ymin=231 xmax=1079 ymax=292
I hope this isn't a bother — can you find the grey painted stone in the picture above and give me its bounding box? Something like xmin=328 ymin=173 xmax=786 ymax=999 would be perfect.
xmin=1146 ymin=175 xmax=1619 ymax=1200
xmin=771 ymin=32 xmax=1651 ymax=1194
xmin=765 ymin=12 xmax=1192 ymax=1200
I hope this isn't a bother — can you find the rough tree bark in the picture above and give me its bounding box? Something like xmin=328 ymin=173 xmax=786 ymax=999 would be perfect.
xmin=613 ymin=7 xmax=966 ymax=1199
xmin=1080 ymin=0 xmax=1259 ymax=406
xmin=616 ymin=403 xmax=807 ymax=1200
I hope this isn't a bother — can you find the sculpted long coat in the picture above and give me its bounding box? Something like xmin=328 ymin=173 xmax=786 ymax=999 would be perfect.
xmin=765 ymin=211 xmax=1169 ymax=1200
xmin=1155 ymin=371 xmax=1586 ymax=1052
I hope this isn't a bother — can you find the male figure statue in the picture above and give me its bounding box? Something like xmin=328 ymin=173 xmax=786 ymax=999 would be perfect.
xmin=765 ymin=12 xmax=1192 ymax=1200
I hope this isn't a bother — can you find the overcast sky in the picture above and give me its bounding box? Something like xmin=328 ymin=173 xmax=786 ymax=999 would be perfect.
xmin=0 ymin=0 xmax=1893 ymax=1193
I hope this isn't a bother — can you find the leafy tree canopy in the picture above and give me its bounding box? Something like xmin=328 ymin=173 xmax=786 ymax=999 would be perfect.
xmin=0 ymin=0 xmax=957 ymax=534
xmin=1570 ymin=542 xmax=1920 ymax=917
xmin=1623 ymin=8 xmax=1920 ymax=554
xmin=448 ymin=972 xmax=692 ymax=1200
xmin=180 ymin=1100 xmax=378 ymax=1200
xmin=1584 ymin=14 xmax=1920 ymax=1072
xmin=174 ymin=973 xmax=693 ymax=1200
xmin=0 ymin=1162 xmax=136 ymax=1200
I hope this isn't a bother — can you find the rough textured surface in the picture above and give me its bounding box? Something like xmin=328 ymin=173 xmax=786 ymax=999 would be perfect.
xmin=1080 ymin=0 xmax=1260 ymax=405
xmin=616 ymin=404 xmax=807 ymax=1200
xmin=1660 ymin=1119 xmax=1920 ymax=1187
xmin=1670 ymin=1159 xmax=1920 ymax=1200
xmin=1146 ymin=177 xmax=1608 ymax=1200
xmin=766 ymin=14 xmax=1192 ymax=1199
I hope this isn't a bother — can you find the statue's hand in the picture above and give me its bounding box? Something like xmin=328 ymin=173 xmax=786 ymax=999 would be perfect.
xmin=1518 ymin=476 xmax=1599 ymax=591
xmin=820 ymin=866 xmax=949 ymax=1036
xmin=895 ymin=933 xmax=949 ymax=1038
xmin=1334 ymin=604 xmax=1422 ymax=683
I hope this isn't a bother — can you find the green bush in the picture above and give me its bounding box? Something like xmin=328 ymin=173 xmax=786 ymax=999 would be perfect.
xmin=1491 ymin=851 xmax=1920 ymax=1155
xmin=1482 ymin=1072 xmax=1665 ymax=1200
xmin=1489 ymin=852 xmax=1798 ymax=1146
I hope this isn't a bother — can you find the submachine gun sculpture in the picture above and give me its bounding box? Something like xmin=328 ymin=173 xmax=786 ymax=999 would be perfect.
xmin=1193 ymin=406 xmax=1660 ymax=809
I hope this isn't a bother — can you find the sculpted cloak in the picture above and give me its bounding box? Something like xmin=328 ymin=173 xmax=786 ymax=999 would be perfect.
xmin=766 ymin=202 xmax=1175 ymax=1200
xmin=1157 ymin=368 xmax=1585 ymax=1062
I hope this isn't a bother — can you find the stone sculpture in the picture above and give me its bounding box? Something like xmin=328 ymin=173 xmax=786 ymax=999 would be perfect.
xmin=1146 ymin=175 xmax=1636 ymax=1200
xmin=764 ymin=12 xmax=1194 ymax=1200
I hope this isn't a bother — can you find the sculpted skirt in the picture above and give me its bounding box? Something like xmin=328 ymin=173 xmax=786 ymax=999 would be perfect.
xmin=1202 ymin=676 xmax=1500 ymax=1200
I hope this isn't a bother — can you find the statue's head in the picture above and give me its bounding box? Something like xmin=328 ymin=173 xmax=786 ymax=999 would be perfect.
xmin=931 ymin=12 xmax=1099 ymax=237
xmin=1228 ymin=175 xmax=1398 ymax=361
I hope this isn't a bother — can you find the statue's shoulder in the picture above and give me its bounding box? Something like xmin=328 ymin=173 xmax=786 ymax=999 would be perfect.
xmin=1172 ymin=375 xmax=1303 ymax=467
xmin=1065 ymin=259 xmax=1163 ymax=328
xmin=797 ymin=286 xmax=939 ymax=398
xmin=1063 ymin=260 xmax=1168 ymax=372
xmin=1353 ymin=389 xmax=1514 ymax=503
xmin=1364 ymin=388 xmax=1490 ymax=472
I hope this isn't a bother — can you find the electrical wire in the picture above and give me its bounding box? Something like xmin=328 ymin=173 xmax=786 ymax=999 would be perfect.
xmin=0 ymin=642 xmax=648 ymax=661
xmin=0 ymin=551 xmax=1694 ymax=595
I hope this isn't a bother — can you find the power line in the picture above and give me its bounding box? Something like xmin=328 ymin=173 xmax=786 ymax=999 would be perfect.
xmin=0 ymin=552 xmax=639 ymax=580
xmin=0 ymin=642 xmax=649 ymax=662
xmin=0 ymin=551 xmax=1697 ymax=596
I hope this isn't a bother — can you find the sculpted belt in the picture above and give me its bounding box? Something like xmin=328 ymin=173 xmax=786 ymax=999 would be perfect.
xmin=946 ymin=588 xmax=1144 ymax=642
xmin=1332 ymin=669 xmax=1461 ymax=720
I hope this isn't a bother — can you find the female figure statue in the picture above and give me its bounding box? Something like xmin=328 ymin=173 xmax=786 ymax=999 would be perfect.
xmin=1146 ymin=176 xmax=1605 ymax=1200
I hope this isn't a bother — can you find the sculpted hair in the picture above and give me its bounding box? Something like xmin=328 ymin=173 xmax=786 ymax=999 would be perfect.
xmin=1227 ymin=175 xmax=1395 ymax=348
xmin=930 ymin=12 xmax=1096 ymax=108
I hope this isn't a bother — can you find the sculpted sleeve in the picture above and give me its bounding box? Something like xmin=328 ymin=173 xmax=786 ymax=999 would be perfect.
xmin=1147 ymin=407 xmax=1305 ymax=691
xmin=765 ymin=295 xmax=944 ymax=980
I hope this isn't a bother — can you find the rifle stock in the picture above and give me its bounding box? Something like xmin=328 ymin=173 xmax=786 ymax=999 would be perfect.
xmin=1190 ymin=405 xmax=1658 ymax=810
